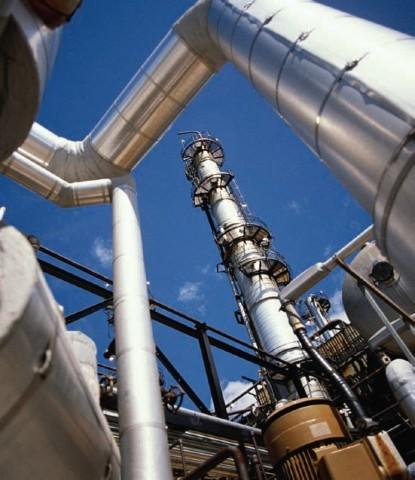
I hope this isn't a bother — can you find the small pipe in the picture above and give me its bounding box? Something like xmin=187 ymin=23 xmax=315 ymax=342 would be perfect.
xmin=178 ymin=439 xmax=187 ymax=475
xmin=363 ymin=288 xmax=415 ymax=366
xmin=182 ymin=446 xmax=250 ymax=480
xmin=250 ymin=432 xmax=267 ymax=480
xmin=280 ymin=226 xmax=373 ymax=301
xmin=282 ymin=301 xmax=376 ymax=432
xmin=172 ymin=407 xmax=262 ymax=438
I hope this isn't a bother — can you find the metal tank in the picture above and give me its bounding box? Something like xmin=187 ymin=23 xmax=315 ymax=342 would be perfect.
xmin=342 ymin=242 xmax=415 ymax=354
xmin=181 ymin=133 xmax=328 ymax=400
xmin=0 ymin=223 xmax=120 ymax=479
xmin=181 ymin=133 xmax=303 ymax=366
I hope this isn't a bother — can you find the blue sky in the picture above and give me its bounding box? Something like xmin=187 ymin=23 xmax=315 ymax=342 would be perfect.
xmin=1 ymin=0 xmax=414 ymax=409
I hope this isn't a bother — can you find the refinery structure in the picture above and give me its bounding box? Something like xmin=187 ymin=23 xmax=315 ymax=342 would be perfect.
xmin=1 ymin=0 xmax=415 ymax=479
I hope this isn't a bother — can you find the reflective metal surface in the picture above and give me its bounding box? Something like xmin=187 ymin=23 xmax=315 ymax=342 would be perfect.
xmin=386 ymin=359 xmax=415 ymax=428
xmin=66 ymin=331 xmax=101 ymax=404
xmin=4 ymin=1 xmax=415 ymax=300
xmin=0 ymin=225 xmax=120 ymax=479
xmin=112 ymin=179 xmax=172 ymax=480
xmin=207 ymin=0 xmax=415 ymax=294
xmin=4 ymin=30 xmax=213 ymax=189
xmin=91 ymin=32 xmax=212 ymax=170
xmin=0 ymin=0 xmax=60 ymax=161
xmin=185 ymin=145 xmax=304 ymax=365
xmin=0 ymin=151 xmax=113 ymax=207
xmin=281 ymin=225 xmax=373 ymax=302
xmin=342 ymin=242 xmax=415 ymax=354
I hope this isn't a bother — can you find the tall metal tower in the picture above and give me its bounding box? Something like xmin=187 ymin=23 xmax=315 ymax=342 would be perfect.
xmin=181 ymin=132 xmax=306 ymax=374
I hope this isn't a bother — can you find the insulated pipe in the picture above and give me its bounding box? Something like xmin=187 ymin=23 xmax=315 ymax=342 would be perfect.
xmin=284 ymin=302 xmax=374 ymax=431
xmin=5 ymin=0 xmax=415 ymax=297
xmin=8 ymin=31 xmax=219 ymax=183
xmin=280 ymin=225 xmax=374 ymax=302
xmin=66 ymin=331 xmax=101 ymax=405
xmin=386 ymin=359 xmax=415 ymax=428
xmin=112 ymin=177 xmax=173 ymax=480
xmin=0 ymin=0 xmax=60 ymax=161
xmin=204 ymin=0 xmax=415 ymax=297
xmin=0 ymin=149 xmax=123 ymax=207
xmin=0 ymin=224 xmax=120 ymax=479
xmin=169 ymin=407 xmax=262 ymax=438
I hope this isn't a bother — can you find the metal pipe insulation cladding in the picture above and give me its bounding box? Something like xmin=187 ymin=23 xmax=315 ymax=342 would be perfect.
xmin=182 ymin=136 xmax=304 ymax=366
xmin=0 ymin=224 xmax=120 ymax=479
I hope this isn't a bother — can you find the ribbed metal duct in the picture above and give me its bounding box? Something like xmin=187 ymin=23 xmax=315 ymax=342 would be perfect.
xmin=0 ymin=224 xmax=120 ymax=479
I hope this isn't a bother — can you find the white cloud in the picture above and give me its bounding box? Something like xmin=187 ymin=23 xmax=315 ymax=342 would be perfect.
xmin=177 ymin=281 xmax=203 ymax=302
xmin=213 ymin=380 xmax=256 ymax=416
xmin=287 ymin=200 xmax=301 ymax=214
xmin=200 ymin=264 xmax=211 ymax=275
xmin=328 ymin=289 xmax=350 ymax=323
xmin=92 ymin=237 xmax=112 ymax=268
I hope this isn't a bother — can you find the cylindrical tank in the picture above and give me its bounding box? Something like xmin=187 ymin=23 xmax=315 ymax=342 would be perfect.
xmin=0 ymin=224 xmax=120 ymax=479
xmin=66 ymin=331 xmax=100 ymax=405
xmin=386 ymin=359 xmax=415 ymax=427
xmin=342 ymin=242 xmax=415 ymax=354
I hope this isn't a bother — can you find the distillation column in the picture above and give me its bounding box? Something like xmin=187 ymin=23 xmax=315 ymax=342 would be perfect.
xmin=180 ymin=134 xmax=408 ymax=480
xmin=181 ymin=133 xmax=315 ymax=391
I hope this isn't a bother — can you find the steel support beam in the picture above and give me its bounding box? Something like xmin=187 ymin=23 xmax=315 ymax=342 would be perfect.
xmin=198 ymin=326 xmax=228 ymax=419
xmin=156 ymin=346 xmax=211 ymax=415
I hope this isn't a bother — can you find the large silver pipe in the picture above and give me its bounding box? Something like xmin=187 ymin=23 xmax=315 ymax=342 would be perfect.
xmin=205 ymin=0 xmax=415 ymax=296
xmin=9 ymin=30 xmax=218 ymax=183
xmin=5 ymin=0 xmax=415 ymax=296
xmin=0 ymin=224 xmax=120 ymax=479
xmin=112 ymin=177 xmax=172 ymax=480
xmin=1 ymin=0 xmax=60 ymax=161
xmin=0 ymin=150 xmax=114 ymax=207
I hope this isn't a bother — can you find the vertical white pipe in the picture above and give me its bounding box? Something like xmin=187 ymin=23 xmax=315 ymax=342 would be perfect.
xmin=112 ymin=178 xmax=172 ymax=480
